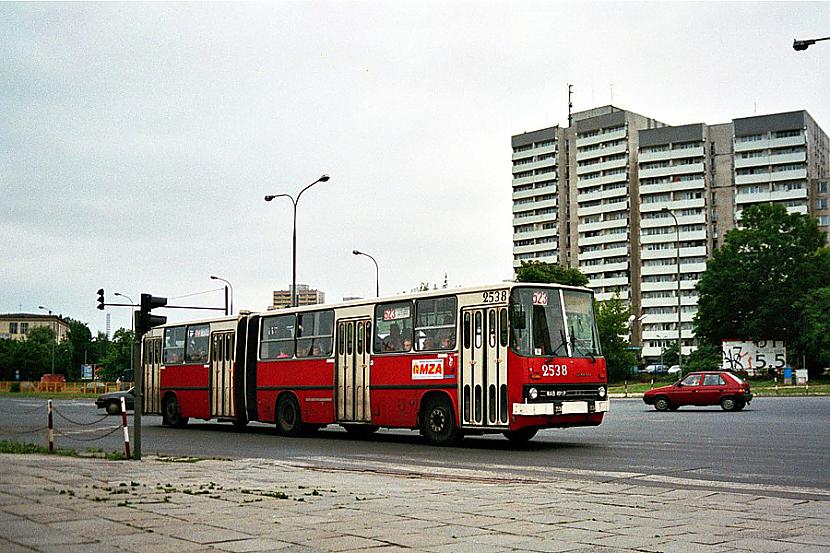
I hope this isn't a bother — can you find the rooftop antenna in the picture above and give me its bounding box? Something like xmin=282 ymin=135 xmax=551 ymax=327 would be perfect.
xmin=568 ymin=83 xmax=573 ymax=127
xmin=610 ymin=83 xmax=614 ymax=105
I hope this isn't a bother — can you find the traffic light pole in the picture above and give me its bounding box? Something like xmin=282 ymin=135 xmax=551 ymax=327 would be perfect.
xmin=133 ymin=309 xmax=143 ymax=460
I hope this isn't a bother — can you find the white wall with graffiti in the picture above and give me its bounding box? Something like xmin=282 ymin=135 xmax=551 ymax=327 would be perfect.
xmin=722 ymin=340 xmax=787 ymax=376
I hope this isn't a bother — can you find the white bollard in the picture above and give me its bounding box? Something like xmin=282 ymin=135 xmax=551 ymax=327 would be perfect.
xmin=120 ymin=396 xmax=131 ymax=459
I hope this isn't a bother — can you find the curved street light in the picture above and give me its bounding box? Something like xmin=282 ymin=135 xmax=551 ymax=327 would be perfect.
xmin=793 ymin=36 xmax=830 ymax=51
xmin=353 ymin=249 xmax=380 ymax=297
xmin=210 ymin=275 xmax=234 ymax=315
xmin=114 ymin=293 xmax=136 ymax=379
xmin=264 ymin=174 xmax=331 ymax=308
xmin=661 ymin=207 xmax=682 ymax=377
xmin=37 ymin=305 xmax=56 ymax=374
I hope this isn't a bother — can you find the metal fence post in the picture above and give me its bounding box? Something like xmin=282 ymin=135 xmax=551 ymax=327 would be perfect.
xmin=120 ymin=396 xmax=131 ymax=459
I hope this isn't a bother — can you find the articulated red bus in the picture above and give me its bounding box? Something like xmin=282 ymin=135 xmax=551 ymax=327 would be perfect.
xmin=141 ymin=283 xmax=608 ymax=445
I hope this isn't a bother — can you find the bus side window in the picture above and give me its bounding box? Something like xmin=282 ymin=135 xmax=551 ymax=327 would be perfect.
xmin=463 ymin=312 xmax=471 ymax=349
xmin=374 ymin=301 xmax=413 ymax=353
xmin=415 ymin=296 xmax=457 ymax=351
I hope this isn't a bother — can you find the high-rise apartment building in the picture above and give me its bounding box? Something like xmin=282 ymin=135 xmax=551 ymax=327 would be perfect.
xmin=271 ymin=284 xmax=326 ymax=310
xmin=512 ymin=107 xmax=829 ymax=361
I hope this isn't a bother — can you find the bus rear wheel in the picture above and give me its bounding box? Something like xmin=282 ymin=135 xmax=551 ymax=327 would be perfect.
xmin=162 ymin=395 xmax=188 ymax=428
xmin=275 ymin=395 xmax=304 ymax=437
xmin=503 ymin=428 xmax=538 ymax=444
xmin=421 ymin=396 xmax=460 ymax=446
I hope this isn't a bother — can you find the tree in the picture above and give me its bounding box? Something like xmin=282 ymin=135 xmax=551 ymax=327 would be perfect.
xmin=695 ymin=204 xmax=830 ymax=367
xmin=684 ymin=341 xmax=723 ymax=372
xmin=594 ymin=294 xmax=637 ymax=382
xmin=97 ymin=328 xmax=134 ymax=381
xmin=516 ymin=261 xmax=589 ymax=286
xmin=794 ymin=287 xmax=830 ymax=372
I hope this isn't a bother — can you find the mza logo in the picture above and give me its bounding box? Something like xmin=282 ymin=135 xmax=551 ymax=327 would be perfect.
xmin=412 ymin=359 xmax=444 ymax=380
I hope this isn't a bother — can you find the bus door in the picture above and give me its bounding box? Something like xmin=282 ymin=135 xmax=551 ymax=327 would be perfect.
xmin=335 ymin=318 xmax=371 ymax=423
xmin=460 ymin=307 xmax=509 ymax=428
xmin=142 ymin=337 xmax=162 ymax=414
xmin=210 ymin=332 xmax=235 ymax=418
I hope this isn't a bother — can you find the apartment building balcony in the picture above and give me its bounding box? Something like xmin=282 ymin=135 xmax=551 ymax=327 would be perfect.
xmin=577 ymin=128 xmax=627 ymax=148
xmin=579 ymin=245 xmax=628 ymax=261
xmin=588 ymin=276 xmax=629 ymax=289
xmin=576 ymin=141 xmax=627 ymax=162
xmin=578 ymin=185 xmax=629 ymax=204
xmin=518 ymin=159 xmax=557 ymax=173
xmin=513 ymin=254 xmax=558 ymax=268
xmin=581 ymin=171 xmax=629 ymax=190
xmin=578 ymin=232 xmax=628 ymax=248
xmin=735 ymin=151 xmax=806 ymax=169
xmin=579 ymin=217 xmax=628 ymax=234
xmin=640 ymin=197 xmax=706 ymax=215
xmin=577 ymin=157 xmax=627 ymax=176
xmin=639 ymin=162 xmax=705 ymax=180
xmin=511 ymin=187 xmax=540 ymax=201
xmin=641 ymin=312 xmax=696 ymax=325
xmin=640 ymin=280 xmax=699 ymax=294
xmin=512 ymin=143 xmax=557 ymax=161
xmin=771 ymin=168 xmax=808 ymax=182
xmin=640 ymin=245 xmax=707 ymax=261
xmin=639 ymin=178 xmax=705 ymax=197
xmin=514 ymin=228 xmax=558 ymax=241
xmin=638 ymin=145 xmax=705 ymax=163
xmin=595 ymin=290 xmax=630 ymax=302
xmin=513 ymin=213 xmax=557 ymax=225
xmin=511 ymin=174 xmax=536 ymax=186
xmin=641 ymin=295 xmax=699 ymax=309
xmin=513 ymin=242 xmax=559 ymax=256
xmin=735 ymin=187 xmax=808 ymax=205
xmin=512 ymin=198 xmax=557 ymax=213
xmin=735 ymin=134 xmax=806 ymax=152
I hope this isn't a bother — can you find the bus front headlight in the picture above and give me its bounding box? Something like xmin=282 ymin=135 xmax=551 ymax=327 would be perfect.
xmin=528 ymin=387 xmax=538 ymax=400
xmin=597 ymin=386 xmax=606 ymax=398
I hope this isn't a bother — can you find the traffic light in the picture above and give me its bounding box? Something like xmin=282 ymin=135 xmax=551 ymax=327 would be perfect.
xmin=136 ymin=293 xmax=167 ymax=336
xmin=97 ymin=289 xmax=105 ymax=310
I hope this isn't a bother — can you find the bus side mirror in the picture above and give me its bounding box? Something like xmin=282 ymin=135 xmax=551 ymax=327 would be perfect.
xmin=510 ymin=304 xmax=526 ymax=330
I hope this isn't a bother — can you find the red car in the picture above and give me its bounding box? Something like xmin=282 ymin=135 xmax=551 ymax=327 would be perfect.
xmin=643 ymin=371 xmax=752 ymax=411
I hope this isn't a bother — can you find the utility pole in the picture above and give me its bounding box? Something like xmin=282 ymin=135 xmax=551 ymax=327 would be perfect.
xmin=567 ymin=83 xmax=573 ymax=128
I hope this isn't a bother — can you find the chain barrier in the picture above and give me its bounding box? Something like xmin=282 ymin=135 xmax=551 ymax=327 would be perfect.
xmin=2 ymin=425 xmax=49 ymax=436
xmin=53 ymin=424 xmax=124 ymax=442
xmin=51 ymin=405 xmax=110 ymax=426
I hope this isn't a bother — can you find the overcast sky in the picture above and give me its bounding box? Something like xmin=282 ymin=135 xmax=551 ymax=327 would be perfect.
xmin=2 ymin=1 xmax=828 ymax=335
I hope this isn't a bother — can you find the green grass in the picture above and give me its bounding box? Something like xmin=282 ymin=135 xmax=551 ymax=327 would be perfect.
xmin=0 ymin=439 xmax=130 ymax=459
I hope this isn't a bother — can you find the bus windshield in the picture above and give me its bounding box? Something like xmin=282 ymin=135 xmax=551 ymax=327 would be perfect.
xmin=510 ymin=287 xmax=601 ymax=358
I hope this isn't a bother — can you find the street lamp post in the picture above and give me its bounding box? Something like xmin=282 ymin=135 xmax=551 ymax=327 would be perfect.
xmin=264 ymin=174 xmax=331 ymax=308
xmin=661 ymin=207 xmax=682 ymax=376
xmin=352 ymin=249 xmax=380 ymax=297
xmin=114 ymin=293 xmax=136 ymax=381
xmin=793 ymin=36 xmax=830 ymax=51
xmin=210 ymin=276 xmax=234 ymax=315
xmin=37 ymin=305 xmax=56 ymax=374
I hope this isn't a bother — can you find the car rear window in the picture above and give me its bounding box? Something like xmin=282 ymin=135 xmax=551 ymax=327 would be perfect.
xmin=723 ymin=372 xmax=745 ymax=384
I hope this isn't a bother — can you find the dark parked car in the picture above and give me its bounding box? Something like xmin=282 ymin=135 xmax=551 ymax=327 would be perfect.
xmin=643 ymin=371 xmax=752 ymax=411
xmin=95 ymin=387 xmax=135 ymax=415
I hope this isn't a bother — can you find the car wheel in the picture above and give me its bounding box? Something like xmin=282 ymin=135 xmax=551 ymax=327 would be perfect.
xmin=720 ymin=396 xmax=737 ymax=411
xmin=503 ymin=428 xmax=538 ymax=444
xmin=654 ymin=397 xmax=671 ymax=412
xmin=343 ymin=424 xmax=379 ymax=438
xmin=275 ymin=395 xmax=303 ymax=437
xmin=105 ymin=401 xmax=121 ymax=416
xmin=162 ymin=395 xmax=189 ymax=428
xmin=422 ymin=396 xmax=460 ymax=446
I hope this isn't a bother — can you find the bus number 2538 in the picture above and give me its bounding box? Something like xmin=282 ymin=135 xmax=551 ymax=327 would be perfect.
xmin=542 ymin=364 xmax=568 ymax=377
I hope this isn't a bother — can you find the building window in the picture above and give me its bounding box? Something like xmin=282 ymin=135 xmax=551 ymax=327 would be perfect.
xmin=9 ymin=322 xmax=18 ymax=334
xmin=819 ymin=215 xmax=829 ymax=227
xmin=817 ymin=199 xmax=828 ymax=210
xmin=20 ymin=323 xmax=29 ymax=335
xmin=819 ymin=181 xmax=828 ymax=194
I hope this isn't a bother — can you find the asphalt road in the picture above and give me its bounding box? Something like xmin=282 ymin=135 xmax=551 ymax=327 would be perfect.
xmin=2 ymin=395 xmax=828 ymax=493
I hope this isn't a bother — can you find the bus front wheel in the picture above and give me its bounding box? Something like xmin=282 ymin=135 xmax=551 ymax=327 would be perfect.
xmin=421 ymin=396 xmax=460 ymax=446
xmin=162 ymin=395 xmax=188 ymax=428
xmin=503 ymin=428 xmax=538 ymax=444
xmin=275 ymin=395 xmax=303 ymax=437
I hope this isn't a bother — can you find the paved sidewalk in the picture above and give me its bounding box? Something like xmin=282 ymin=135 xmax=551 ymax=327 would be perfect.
xmin=1 ymin=453 xmax=829 ymax=553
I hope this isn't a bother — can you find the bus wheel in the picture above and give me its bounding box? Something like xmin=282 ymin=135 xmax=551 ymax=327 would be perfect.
xmin=503 ymin=428 xmax=538 ymax=444
xmin=232 ymin=416 xmax=249 ymax=430
xmin=343 ymin=424 xmax=379 ymax=438
xmin=275 ymin=395 xmax=303 ymax=437
xmin=162 ymin=396 xmax=189 ymax=428
xmin=422 ymin=396 xmax=460 ymax=446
